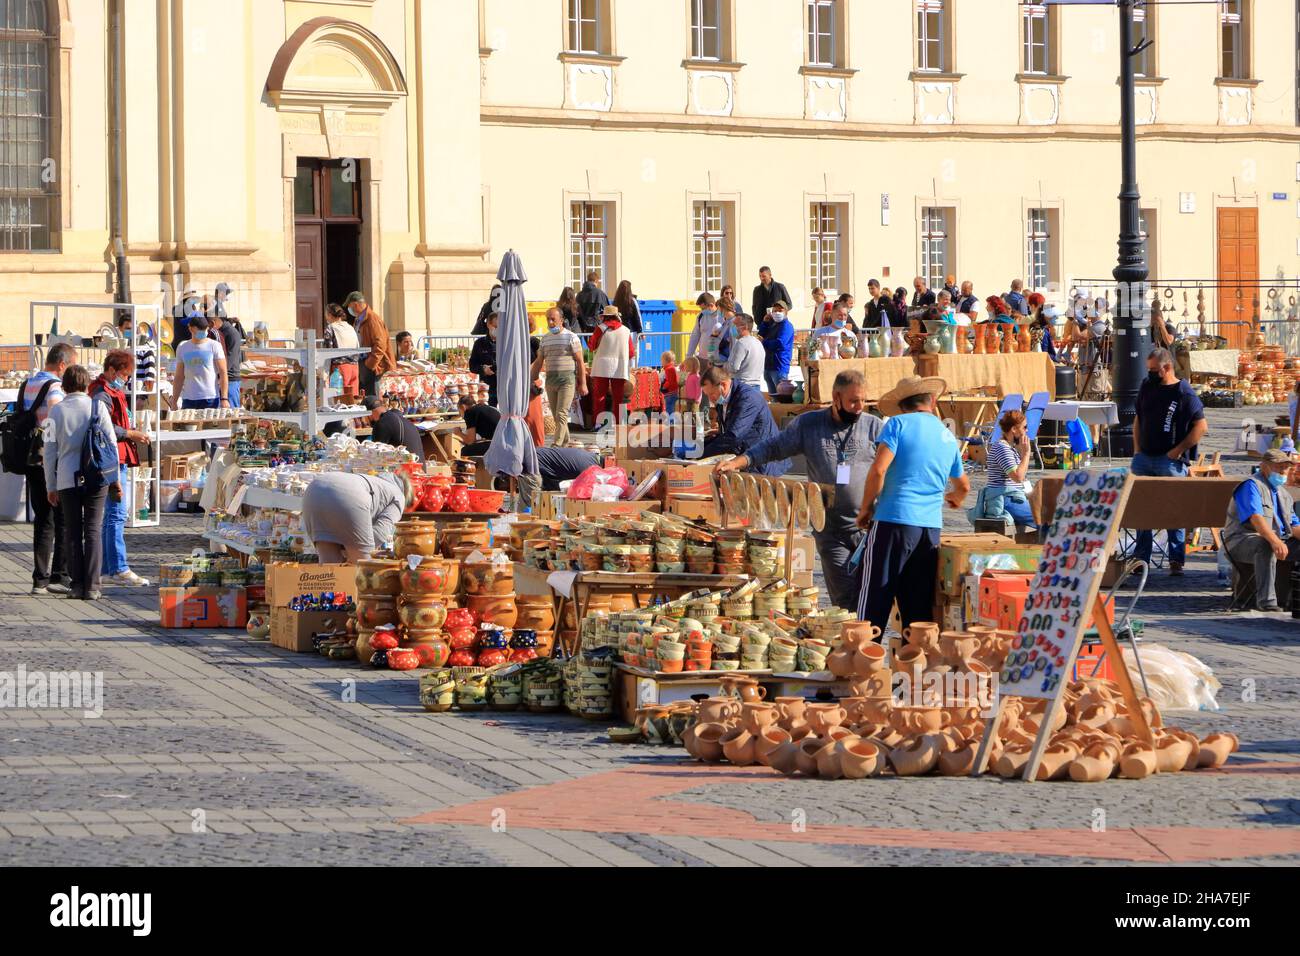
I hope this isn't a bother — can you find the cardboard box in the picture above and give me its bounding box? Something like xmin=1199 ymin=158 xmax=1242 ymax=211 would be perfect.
xmin=270 ymin=607 xmax=350 ymax=653
xmin=662 ymin=463 xmax=717 ymax=498
xmin=1072 ymin=640 xmax=1115 ymax=682
xmin=979 ymin=570 xmax=1036 ymax=625
xmin=666 ymin=495 xmax=720 ymax=524
xmin=265 ymin=562 xmax=358 ymax=609
xmin=162 ymin=451 xmax=207 ymax=481
xmin=556 ymin=498 xmax=662 ymax=519
xmin=939 ymin=534 xmax=1042 ymax=597
xmin=160 ymin=587 xmax=248 ymax=629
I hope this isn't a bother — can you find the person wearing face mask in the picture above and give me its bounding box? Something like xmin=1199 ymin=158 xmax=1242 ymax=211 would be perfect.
xmin=530 ymin=307 xmax=588 ymax=447
xmin=758 ymin=299 xmax=794 ymax=393
xmin=687 ymin=292 xmax=732 ymax=365
xmin=469 ymin=312 xmax=501 ymax=406
xmin=715 ymin=370 xmax=883 ymax=612
xmin=172 ymin=316 xmax=229 ymax=411
xmin=1132 ymin=346 xmax=1208 ymax=577
xmin=725 ymin=314 xmax=765 ymax=389
xmin=699 ymin=365 xmax=785 ymax=474
xmin=1223 ymin=449 xmax=1300 ymax=612
xmin=343 ymin=291 xmax=395 ymax=398
xmin=90 ymin=351 xmax=151 ymax=588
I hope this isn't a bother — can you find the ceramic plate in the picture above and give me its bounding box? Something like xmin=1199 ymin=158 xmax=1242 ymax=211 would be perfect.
xmin=792 ymin=483 xmax=809 ymax=527
xmin=809 ymin=484 xmax=826 ymax=533
xmin=775 ymin=481 xmax=791 ymax=527
xmin=743 ymin=474 xmax=762 ymax=518
xmin=718 ymin=472 xmax=739 ymax=518
xmin=761 ymin=479 xmax=778 ymax=527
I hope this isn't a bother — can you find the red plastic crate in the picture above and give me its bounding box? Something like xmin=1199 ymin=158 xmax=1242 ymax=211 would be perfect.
xmin=1072 ymin=641 xmax=1115 ymax=682
xmin=979 ymin=571 xmax=1036 ymax=625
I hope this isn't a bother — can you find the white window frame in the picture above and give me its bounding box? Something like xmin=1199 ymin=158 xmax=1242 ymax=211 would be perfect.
xmin=1220 ymin=0 xmax=1246 ymax=80
xmin=807 ymin=0 xmax=838 ymax=67
xmin=920 ymin=207 xmax=951 ymax=293
xmin=690 ymin=0 xmax=722 ymax=61
xmin=569 ymin=201 xmax=609 ymax=290
xmin=567 ymin=0 xmax=602 ymax=55
xmin=1026 ymin=208 xmax=1052 ymax=291
xmin=691 ymin=201 xmax=728 ymax=296
xmin=916 ymin=0 xmax=947 ymax=73
xmin=808 ymin=202 xmax=842 ymax=297
xmin=1138 ymin=208 xmax=1157 ymax=281
xmin=1023 ymin=3 xmax=1052 ymax=76
xmin=1131 ymin=4 xmax=1152 ymax=78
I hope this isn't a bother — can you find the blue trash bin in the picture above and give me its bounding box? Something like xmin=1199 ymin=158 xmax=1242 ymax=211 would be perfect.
xmin=637 ymin=299 xmax=678 ymax=367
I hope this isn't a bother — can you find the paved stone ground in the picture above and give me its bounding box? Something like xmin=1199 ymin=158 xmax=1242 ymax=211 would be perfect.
xmin=0 ymin=406 xmax=1297 ymax=866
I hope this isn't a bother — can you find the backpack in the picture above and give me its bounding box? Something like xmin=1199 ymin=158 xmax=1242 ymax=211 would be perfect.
xmin=0 ymin=377 xmax=54 ymax=474
xmin=75 ymin=409 xmax=120 ymax=491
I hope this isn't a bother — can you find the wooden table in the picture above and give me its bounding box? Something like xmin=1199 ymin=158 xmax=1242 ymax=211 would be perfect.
xmin=1031 ymin=474 xmax=1240 ymax=529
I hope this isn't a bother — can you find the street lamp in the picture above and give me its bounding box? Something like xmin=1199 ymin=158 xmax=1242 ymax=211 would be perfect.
xmin=1108 ymin=0 xmax=1152 ymax=459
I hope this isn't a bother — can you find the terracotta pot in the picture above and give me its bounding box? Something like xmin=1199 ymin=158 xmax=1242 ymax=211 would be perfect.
xmin=903 ymin=622 xmax=941 ymax=653
xmin=398 ymin=596 xmax=448 ymax=630
xmin=827 ymin=647 xmax=857 ymax=678
xmin=1077 ymin=701 xmax=1117 ymax=729
xmin=837 ymin=738 xmax=882 ymax=779
xmin=1068 ymin=740 xmax=1122 ymax=782
xmin=466 ymin=593 xmax=517 ymax=629
xmin=1196 ymin=732 xmax=1238 ymax=769
xmin=851 ymin=642 xmax=887 ymax=678
xmin=721 ymin=726 xmax=758 ymax=766
xmin=852 ymin=672 xmax=892 ymax=699
xmin=355 ymin=597 xmax=399 ymax=629
xmin=806 ymin=703 xmax=847 ymax=737
xmin=785 ymin=717 xmax=811 ymax=741
xmin=754 ymin=727 xmax=792 ymax=767
xmin=1154 ymin=735 xmax=1194 ymax=774
xmin=393 ymin=521 xmax=440 ymax=560
xmin=406 ymin=637 xmax=451 ymax=669
xmin=387 ymin=647 xmax=420 ymax=671
xmin=890 ymin=735 xmax=941 ymax=776
xmin=1034 ymin=740 xmax=1083 ymax=781
xmin=773 ymin=696 xmax=807 ymax=724
xmin=892 ymin=645 xmax=927 ymax=678
xmin=1120 ymin=740 xmax=1157 ymax=779
xmin=354 ymin=629 xmax=377 ymax=663
xmin=513 ymin=604 xmax=555 ymax=631
xmin=815 ymin=738 xmax=848 ymax=779
xmin=727 ymin=677 xmax=767 ymax=703
xmin=461 ymin=560 xmax=515 ymax=596
xmin=841 ymin=620 xmax=882 ymax=648
xmin=766 ymin=740 xmax=802 ymax=776
xmin=401 ymin=559 xmax=458 ymax=596
xmin=741 ymin=702 xmax=780 ymax=736
xmin=795 ymin=737 xmax=826 ymax=776
xmin=891 ymin=706 xmax=947 ymax=735
xmin=993 ymin=745 xmax=1033 ymax=778
xmin=697 ymin=697 xmax=741 ymax=724
xmin=440 ymin=520 xmax=490 ymax=557
xmin=686 ymin=722 xmax=728 ymax=762
xmin=356 ymin=558 xmax=402 ymax=596
xmin=937 ymin=739 xmax=980 ymax=776
xmin=939 ymin=631 xmax=980 ymax=667
xmin=858 ymin=696 xmax=893 ymax=725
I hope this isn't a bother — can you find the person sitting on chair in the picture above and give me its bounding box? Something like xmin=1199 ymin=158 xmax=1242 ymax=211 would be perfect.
xmin=1222 ymin=449 xmax=1300 ymax=613
xmin=971 ymin=410 xmax=1036 ymax=533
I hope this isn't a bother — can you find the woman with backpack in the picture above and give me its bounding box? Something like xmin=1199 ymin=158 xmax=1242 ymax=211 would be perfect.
xmin=43 ymin=365 xmax=121 ymax=601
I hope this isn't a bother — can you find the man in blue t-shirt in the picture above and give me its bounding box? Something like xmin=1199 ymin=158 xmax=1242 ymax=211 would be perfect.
xmin=1222 ymin=449 xmax=1300 ymax=611
xmin=1132 ymin=346 xmax=1208 ymax=576
xmin=855 ymin=375 xmax=970 ymax=631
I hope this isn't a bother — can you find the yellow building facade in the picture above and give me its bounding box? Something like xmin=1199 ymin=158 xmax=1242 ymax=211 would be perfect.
xmin=1 ymin=0 xmax=1297 ymax=343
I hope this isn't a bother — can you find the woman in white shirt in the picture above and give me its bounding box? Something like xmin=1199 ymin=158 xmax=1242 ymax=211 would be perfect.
xmin=324 ymin=303 xmax=362 ymax=397
xmin=587 ymin=305 xmax=635 ymax=425
xmin=43 ymin=365 xmax=121 ymax=600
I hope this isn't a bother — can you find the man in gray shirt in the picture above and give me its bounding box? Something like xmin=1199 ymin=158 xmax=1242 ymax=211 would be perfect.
xmin=715 ymin=369 xmax=883 ymax=611
xmin=726 ymin=313 xmax=766 ymax=389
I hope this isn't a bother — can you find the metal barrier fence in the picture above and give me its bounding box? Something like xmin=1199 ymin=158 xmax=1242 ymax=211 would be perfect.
xmin=416 ymin=331 xmax=697 ymax=368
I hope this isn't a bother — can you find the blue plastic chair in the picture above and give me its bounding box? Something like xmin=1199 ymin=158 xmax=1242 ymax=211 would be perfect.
xmin=1023 ymin=391 xmax=1050 ymax=466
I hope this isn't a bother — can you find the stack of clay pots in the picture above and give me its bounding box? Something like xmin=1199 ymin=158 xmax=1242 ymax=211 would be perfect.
xmin=354 ymin=557 xmax=401 ymax=665
xmin=514 ymin=594 xmax=556 ymax=658
xmin=563 ymin=653 xmax=615 ymax=718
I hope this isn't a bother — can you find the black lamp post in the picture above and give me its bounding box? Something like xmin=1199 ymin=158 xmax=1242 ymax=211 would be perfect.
xmin=1108 ymin=0 xmax=1152 ymax=459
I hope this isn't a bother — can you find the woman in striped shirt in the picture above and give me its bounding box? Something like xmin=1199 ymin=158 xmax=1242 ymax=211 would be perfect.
xmin=985 ymin=410 xmax=1036 ymax=531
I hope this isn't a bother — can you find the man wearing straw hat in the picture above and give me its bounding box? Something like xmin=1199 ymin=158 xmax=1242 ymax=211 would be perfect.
xmin=855 ymin=375 xmax=969 ymax=631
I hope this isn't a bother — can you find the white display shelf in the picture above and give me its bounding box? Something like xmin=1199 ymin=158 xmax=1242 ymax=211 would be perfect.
xmin=244 ymin=346 xmax=369 ymax=365
xmin=241 ymin=485 xmax=304 ymax=511
xmin=202 ymin=531 xmax=263 ymax=556
xmin=251 ymin=409 xmax=363 ymax=425
xmin=154 ymin=429 xmax=232 ymax=443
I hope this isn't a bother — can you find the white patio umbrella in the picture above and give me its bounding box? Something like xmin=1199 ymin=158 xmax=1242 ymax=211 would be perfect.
xmin=484 ymin=250 xmax=539 ymax=480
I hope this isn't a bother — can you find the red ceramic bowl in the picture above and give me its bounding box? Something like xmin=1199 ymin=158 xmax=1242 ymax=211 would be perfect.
xmin=387 ymin=647 xmax=420 ymax=671
xmin=466 ymin=489 xmax=505 ymax=513
xmin=448 ymin=649 xmax=477 ymax=668
xmin=370 ymin=630 xmax=399 ymax=652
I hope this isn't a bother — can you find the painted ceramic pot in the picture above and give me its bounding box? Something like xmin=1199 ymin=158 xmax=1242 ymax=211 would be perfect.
xmin=466 ymin=593 xmax=517 ymax=629
xmin=399 ymin=596 xmax=448 ymax=630
xmin=440 ymin=521 xmax=490 ymax=557
xmin=393 ymin=521 xmax=440 ymax=560
xmin=462 ymin=560 xmax=514 ymax=596
xmin=476 ymin=648 xmax=508 ymax=668
xmin=419 ymin=671 xmax=456 ymax=712
xmin=444 ymin=607 xmax=475 ymax=631
xmin=387 ymin=647 xmax=420 ymax=671
xmin=407 ymin=638 xmax=450 ymax=669
xmin=355 ymin=558 xmax=402 ymax=596
xmin=447 ymin=649 xmax=476 ymax=668
xmin=400 ymin=559 xmax=457 ymax=596
xmin=369 ymin=629 xmax=400 ymax=652
xmin=447 ymin=627 xmax=477 ymax=651
xmin=446 ymin=484 xmax=473 ymax=514
xmin=355 ymin=597 xmax=399 ymax=630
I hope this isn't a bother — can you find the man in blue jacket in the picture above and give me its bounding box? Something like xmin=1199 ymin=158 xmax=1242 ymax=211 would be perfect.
xmin=699 ymin=365 xmax=788 ymax=477
xmin=758 ymin=299 xmax=794 ymax=393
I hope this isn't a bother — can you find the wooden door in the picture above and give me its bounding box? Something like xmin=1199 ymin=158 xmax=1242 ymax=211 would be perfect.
xmin=295 ymin=222 xmax=325 ymax=331
xmin=1217 ymin=208 xmax=1259 ymax=348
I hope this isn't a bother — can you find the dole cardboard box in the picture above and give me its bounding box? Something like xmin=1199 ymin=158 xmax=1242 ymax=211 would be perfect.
xmin=160 ymin=587 xmax=248 ymax=629
xmin=662 ymin=463 xmax=718 ymax=498
xmin=271 ymin=607 xmax=350 ymax=653
xmin=667 ymin=494 xmax=720 ymax=525
xmin=266 ymin=561 xmax=358 ymax=610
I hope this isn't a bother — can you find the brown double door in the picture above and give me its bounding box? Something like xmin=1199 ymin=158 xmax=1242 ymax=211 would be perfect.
xmin=1217 ymin=207 xmax=1258 ymax=348
xmin=294 ymin=159 xmax=363 ymax=331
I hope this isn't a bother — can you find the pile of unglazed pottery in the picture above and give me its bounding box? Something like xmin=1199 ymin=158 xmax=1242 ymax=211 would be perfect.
xmin=678 ymin=620 xmax=1240 ymax=782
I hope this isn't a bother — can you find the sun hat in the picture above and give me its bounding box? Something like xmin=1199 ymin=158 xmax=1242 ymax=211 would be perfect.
xmin=601 ymin=305 xmax=621 ymax=319
xmin=877 ymin=375 xmax=948 ymax=418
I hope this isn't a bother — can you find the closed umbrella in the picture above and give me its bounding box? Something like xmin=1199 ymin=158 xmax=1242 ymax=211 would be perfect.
xmin=484 ymin=250 xmax=539 ymax=481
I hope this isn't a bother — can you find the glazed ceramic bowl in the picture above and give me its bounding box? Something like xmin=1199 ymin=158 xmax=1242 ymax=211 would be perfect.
xmin=398 ymin=597 xmax=448 ymax=630
xmin=461 ymin=560 xmax=514 ymax=596
xmin=355 ymin=597 xmax=399 ymax=629
xmin=356 ymin=558 xmax=402 ymax=596
xmin=466 ymin=593 xmax=517 ymax=629
xmin=400 ymin=559 xmax=458 ymax=596
xmin=514 ymin=604 xmax=555 ymax=631
xmin=394 ymin=521 xmax=440 ymax=560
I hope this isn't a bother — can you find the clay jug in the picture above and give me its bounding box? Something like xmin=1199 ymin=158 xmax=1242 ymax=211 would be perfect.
xmin=892 ymin=645 xmax=927 ymax=679
xmin=903 ymin=622 xmax=940 ymax=652
xmin=767 ymin=740 xmax=802 ymax=776
xmin=806 ymin=703 xmax=847 ymax=736
xmin=795 ymin=737 xmax=826 ymax=776
xmin=698 ymin=697 xmax=740 ymax=724
xmin=741 ymin=702 xmax=780 ymax=736
xmin=890 ymin=735 xmax=942 ymax=776
xmin=754 ymin=727 xmax=793 ymax=767
xmin=1197 ymin=732 xmax=1238 ymax=769
xmin=721 ymin=726 xmax=757 ymax=766
xmin=732 ymin=678 xmax=767 ymax=703
xmin=851 ymin=642 xmax=887 ymax=678
xmin=1034 ymin=740 xmax=1082 ymax=781
xmin=815 ymin=739 xmax=849 ymax=780
xmin=1068 ymin=740 xmax=1122 ymax=782
xmin=1153 ymin=734 xmax=1193 ymax=774
xmin=836 ymin=739 xmax=881 ymax=779
xmin=827 ymin=645 xmax=857 ymax=678
xmin=1120 ymin=740 xmax=1157 ymax=779
xmin=937 ymin=739 xmax=980 ymax=776
xmin=688 ymin=722 xmax=728 ymax=762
